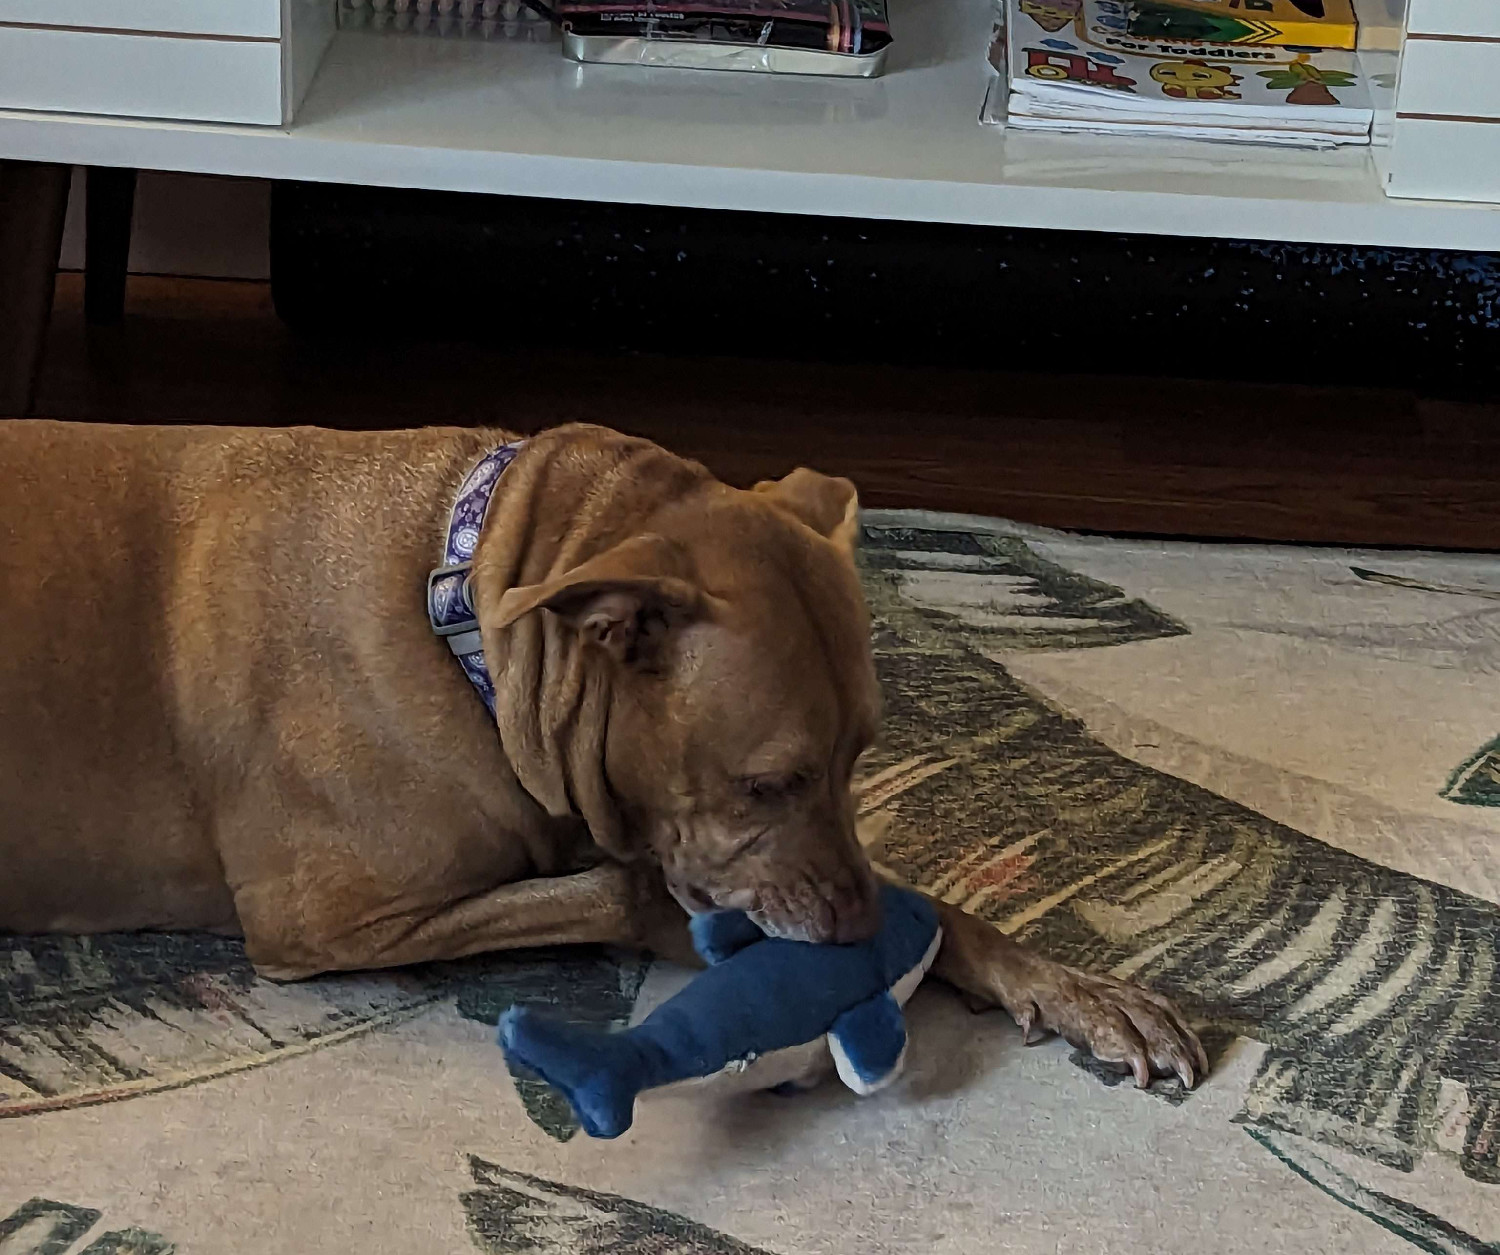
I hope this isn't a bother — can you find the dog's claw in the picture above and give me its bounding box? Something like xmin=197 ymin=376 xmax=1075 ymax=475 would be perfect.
xmin=987 ymin=960 xmax=1208 ymax=1090
xmin=1017 ymin=1002 xmax=1039 ymax=1046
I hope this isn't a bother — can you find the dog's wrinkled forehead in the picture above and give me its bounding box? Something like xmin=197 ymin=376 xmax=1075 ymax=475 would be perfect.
xmin=668 ymin=507 xmax=880 ymax=768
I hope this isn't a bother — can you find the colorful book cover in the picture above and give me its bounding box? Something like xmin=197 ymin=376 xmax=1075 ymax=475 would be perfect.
xmin=1071 ymin=0 xmax=1368 ymax=88
xmin=1124 ymin=0 xmax=1357 ymax=49
xmin=1006 ymin=0 xmax=1373 ymax=131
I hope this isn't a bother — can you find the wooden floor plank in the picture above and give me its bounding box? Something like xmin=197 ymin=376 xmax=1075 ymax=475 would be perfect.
xmin=26 ymin=273 xmax=1500 ymax=550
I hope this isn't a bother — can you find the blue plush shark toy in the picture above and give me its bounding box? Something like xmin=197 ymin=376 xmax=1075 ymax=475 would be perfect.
xmin=498 ymin=884 xmax=942 ymax=1139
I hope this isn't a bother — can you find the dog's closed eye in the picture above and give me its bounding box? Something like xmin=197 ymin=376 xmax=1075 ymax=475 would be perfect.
xmin=740 ymin=771 xmax=818 ymax=801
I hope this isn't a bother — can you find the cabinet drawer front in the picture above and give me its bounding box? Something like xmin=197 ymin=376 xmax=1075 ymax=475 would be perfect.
xmin=1408 ymin=0 xmax=1500 ymax=38
xmin=1387 ymin=117 xmax=1500 ymax=202
xmin=0 ymin=0 xmax=281 ymax=38
xmin=0 ymin=27 xmax=283 ymax=124
xmin=1400 ymin=36 xmax=1500 ymax=118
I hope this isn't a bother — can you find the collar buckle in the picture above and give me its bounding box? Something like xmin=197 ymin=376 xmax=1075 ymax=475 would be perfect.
xmin=427 ymin=561 xmax=477 ymax=637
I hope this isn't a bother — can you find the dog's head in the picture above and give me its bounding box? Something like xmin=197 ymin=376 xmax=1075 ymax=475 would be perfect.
xmin=493 ymin=466 xmax=882 ymax=944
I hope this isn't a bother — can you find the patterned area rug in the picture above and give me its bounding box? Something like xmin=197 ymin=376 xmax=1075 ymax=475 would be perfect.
xmin=4 ymin=511 xmax=1499 ymax=1254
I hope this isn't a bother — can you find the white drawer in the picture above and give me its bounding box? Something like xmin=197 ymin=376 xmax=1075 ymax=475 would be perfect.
xmin=0 ymin=27 xmax=284 ymax=124
xmin=1386 ymin=116 xmax=1500 ymax=202
xmin=0 ymin=0 xmax=281 ymax=38
xmin=1407 ymin=0 xmax=1500 ymax=38
xmin=1399 ymin=35 xmax=1500 ymax=118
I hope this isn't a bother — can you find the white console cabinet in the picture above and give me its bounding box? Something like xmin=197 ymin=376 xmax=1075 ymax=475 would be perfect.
xmin=0 ymin=0 xmax=334 ymax=124
xmin=0 ymin=0 xmax=1497 ymax=247
xmin=1387 ymin=0 xmax=1500 ymax=204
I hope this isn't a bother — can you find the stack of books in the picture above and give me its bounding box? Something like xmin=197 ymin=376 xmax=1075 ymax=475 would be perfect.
xmin=990 ymin=0 xmax=1374 ymax=147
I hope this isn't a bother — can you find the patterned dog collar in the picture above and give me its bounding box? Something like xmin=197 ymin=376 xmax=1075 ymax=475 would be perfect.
xmin=427 ymin=441 xmax=525 ymax=715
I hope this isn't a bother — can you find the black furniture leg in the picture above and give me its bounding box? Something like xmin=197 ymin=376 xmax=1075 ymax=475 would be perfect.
xmin=0 ymin=160 xmax=70 ymax=417
xmin=85 ymin=166 xmax=137 ymax=325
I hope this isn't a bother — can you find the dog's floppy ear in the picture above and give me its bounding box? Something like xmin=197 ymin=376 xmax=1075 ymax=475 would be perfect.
xmin=753 ymin=468 xmax=860 ymax=554
xmin=493 ymin=536 xmax=702 ymax=669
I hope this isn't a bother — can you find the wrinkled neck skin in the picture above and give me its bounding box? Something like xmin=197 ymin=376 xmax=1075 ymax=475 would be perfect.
xmin=469 ymin=427 xmax=713 ymax=867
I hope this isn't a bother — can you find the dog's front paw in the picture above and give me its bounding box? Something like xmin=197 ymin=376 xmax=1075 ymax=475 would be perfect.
xmin=999 ymin=960 xmax=1208 ymax=1090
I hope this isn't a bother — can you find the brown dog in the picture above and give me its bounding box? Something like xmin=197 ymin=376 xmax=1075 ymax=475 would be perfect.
xmin=0 ymin=419 xmax=1204 ymax=1088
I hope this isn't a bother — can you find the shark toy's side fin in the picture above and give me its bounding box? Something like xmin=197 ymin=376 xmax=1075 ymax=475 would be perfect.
xmin=689 ymin=911 xmax=766 ymax=966
xmin=828 ymin=991 xmax=907 ymax=1096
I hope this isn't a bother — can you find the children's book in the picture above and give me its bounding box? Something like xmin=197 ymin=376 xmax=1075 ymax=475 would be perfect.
xmin=1000 ymin=0 xmax=1373 ymax=146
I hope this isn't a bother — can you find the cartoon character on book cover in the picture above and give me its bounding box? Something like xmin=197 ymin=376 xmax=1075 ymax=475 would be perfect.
xmin=1150 ymin=58 xmax=1241 ymax=98
xmin=1020 ymin=0 xmax=1082 ymax=32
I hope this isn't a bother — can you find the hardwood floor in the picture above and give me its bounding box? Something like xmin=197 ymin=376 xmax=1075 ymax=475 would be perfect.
xmin=28 ymin=272 xmax=1500 ymax=549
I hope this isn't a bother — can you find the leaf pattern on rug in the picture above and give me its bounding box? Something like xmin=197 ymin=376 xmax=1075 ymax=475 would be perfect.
xmin=0 ymin=933 xmax=643 ymax=1142
xmin=0 ymin=1199 xmax=100 ymax=1255
xmin=1246 ymin=1130 xmax=1500 ymax=1255
xmin=1443 ymin=738 xmax=1500 ymax=808
xmin=858 ymin=521 xmax=1500 ymax=1186
xmin=0 ymin=1199 xmax=175 ymax=1255
xmin=461 ymin=1157 xmax=774 ymax=1255
xmin=0 ymin=931 xmax=441 ymax=1116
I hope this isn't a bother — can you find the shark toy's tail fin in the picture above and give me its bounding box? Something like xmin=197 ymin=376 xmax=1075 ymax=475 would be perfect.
xmin=498 ymin=1007 xmax=650 ymax=1139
